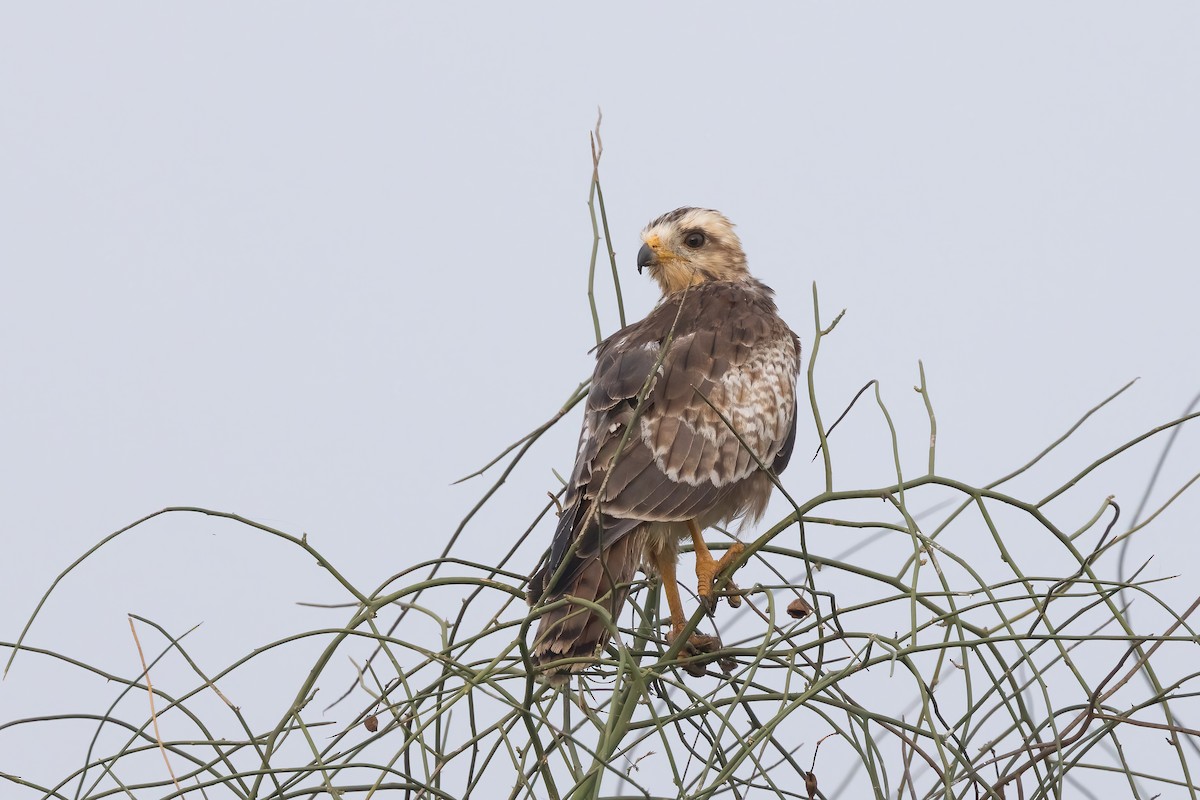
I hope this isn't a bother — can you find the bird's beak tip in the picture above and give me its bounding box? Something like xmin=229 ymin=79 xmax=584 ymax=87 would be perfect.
xmin=636 ymin=242 xmax=657 ymax=273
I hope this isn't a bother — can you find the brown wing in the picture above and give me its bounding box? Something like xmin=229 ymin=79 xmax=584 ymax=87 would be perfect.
xmin=529 ymin=279 xmax=800 ymax=604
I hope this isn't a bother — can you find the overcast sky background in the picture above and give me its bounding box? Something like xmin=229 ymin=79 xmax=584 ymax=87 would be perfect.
xmin=2 ymin=3 xmax=1198 ymax=793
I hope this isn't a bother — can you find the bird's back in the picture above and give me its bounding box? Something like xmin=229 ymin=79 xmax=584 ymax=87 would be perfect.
xmin=527 ymin=279 xmax=799 ymax=682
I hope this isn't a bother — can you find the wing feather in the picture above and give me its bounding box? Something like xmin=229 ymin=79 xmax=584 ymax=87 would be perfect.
xmin=530 ymin=281 xmax=800 ymax=603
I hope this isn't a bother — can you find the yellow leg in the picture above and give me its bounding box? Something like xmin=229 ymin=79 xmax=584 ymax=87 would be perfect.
xmin=655 ymin=544 xmax=722 ymax=676
xmin=688 ymin=519 xmax=745 ymax=610
xmin=653 ymin=547 xmax=688 ymax=636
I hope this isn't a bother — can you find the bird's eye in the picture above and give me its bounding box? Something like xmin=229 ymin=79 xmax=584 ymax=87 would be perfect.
xmin=683 ymin=231 xmax=706 ymax=248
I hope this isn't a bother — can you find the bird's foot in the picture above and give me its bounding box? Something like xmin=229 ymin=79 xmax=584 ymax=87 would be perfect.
xmin=696 ymin=542 xmax=746 ymax=614
xmin=666 ymin=625 xmax=723 ymax=677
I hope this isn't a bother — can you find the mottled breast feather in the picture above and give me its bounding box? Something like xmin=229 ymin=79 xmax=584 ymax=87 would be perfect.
xmin=528 ymin=278 xmax=800 ymax=603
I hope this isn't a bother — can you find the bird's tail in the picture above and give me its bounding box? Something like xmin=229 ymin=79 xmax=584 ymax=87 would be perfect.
xmin=527 ymin=527 xmax=646 ymax=686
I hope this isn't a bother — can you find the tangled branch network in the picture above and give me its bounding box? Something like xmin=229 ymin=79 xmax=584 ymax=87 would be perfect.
xmin=4 ymin=145 xmax=1199 ymax=800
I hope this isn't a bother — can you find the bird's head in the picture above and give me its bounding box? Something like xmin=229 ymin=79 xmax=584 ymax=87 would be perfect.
xmin=637 ymin=207 xmax=748 ymax=295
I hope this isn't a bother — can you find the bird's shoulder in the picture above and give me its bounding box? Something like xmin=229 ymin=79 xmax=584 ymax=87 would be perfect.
xmin=597 ymin=279 xmax=791 ymax=362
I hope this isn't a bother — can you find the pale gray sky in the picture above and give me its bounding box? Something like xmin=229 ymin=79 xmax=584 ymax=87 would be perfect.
xmin=3 ymin=3 xmax=1198 ymax=795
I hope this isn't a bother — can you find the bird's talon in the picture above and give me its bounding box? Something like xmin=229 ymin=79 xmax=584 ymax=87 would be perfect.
xmin=682 ymin=633 xmax=720 ymax=676
xmin=666 ymin=628 xmax=721 ymax=655
xmin=666 ymin=627 xmax=722 ymax=676
xmin=714 ymin=541 xmax=746 ymax=573
xmin=698 ymin=542 xmax=745 ymax=614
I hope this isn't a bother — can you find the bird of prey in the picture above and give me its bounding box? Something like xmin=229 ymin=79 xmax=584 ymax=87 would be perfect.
xmin=527 ymin=207 xmax=800 ymax=684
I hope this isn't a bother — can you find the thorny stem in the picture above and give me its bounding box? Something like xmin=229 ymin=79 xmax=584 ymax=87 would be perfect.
xmin=5 ymin=146 xmax=1199 ymax=800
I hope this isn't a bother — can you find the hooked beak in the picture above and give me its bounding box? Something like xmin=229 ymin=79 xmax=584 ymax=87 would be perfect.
xmin=636 ymin=242 xmax=657 ymax=274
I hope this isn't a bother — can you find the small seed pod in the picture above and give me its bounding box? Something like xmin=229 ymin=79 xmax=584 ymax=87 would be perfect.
xmin=788 ymin=597 xmax=814 ymax=620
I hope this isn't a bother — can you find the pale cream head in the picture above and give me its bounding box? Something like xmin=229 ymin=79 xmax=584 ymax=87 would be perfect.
xmin=637 ymin=207 xmax=749 ymax=295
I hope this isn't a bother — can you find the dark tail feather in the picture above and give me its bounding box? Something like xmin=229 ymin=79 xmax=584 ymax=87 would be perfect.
xmin=528 ymin=527 xmax=645 ymax=685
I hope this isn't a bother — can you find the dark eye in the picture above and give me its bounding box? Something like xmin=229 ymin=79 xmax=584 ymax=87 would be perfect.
xmin=683 ymin=231 xmax=706 ymax=248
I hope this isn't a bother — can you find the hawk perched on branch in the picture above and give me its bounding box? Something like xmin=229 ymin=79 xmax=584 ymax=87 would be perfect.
xmin=527 ymin=208 xmax=800 ymax=684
